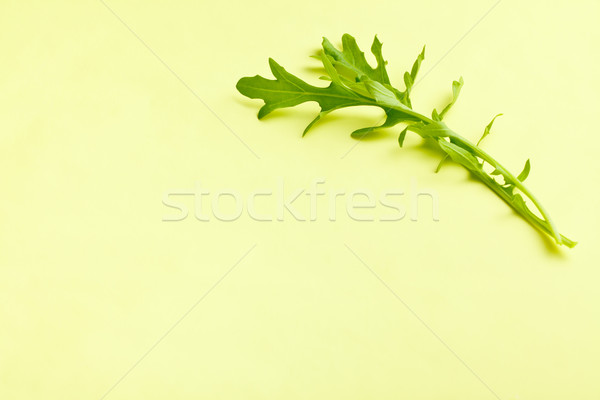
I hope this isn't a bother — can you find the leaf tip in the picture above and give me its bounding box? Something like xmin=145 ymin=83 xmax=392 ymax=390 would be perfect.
xmin=257 ymin=105 xmax=271 ymax=120
xmin=398 ymin=127 xmax=408 ymax=147
xmin=342 ymin=33 xmax=354 ymax=39
xmin=235 ymin=77 xmax=244 ymax=93
xmin=267 ymin=57 xmax=283 ymax=75
xmin=350 ymin=128 xmax=369 ymax=139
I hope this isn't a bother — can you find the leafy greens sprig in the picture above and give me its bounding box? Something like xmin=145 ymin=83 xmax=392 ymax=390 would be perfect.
xmin=236 ymin=34 xmax=576 ymax=248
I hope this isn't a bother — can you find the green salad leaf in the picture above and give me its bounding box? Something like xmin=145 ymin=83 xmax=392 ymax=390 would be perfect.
xmin=236 ymin=34 xmax=576 ymax=248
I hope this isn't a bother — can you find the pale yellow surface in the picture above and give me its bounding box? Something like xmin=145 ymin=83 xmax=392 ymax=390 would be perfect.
xmin=1 ymin=0 xmax=599 ymax=399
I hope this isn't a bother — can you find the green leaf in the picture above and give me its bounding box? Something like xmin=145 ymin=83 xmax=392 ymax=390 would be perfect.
xmin=361 ymin=77 xmax=417 ymax=114
xmin=405 ymin=46 xmax=425 ymax=93
xmin=320 ymin=50 xmax=343 ymax=85
xmin=302 ymin=111 xmax=331 ymax=137
xmin=351 ymin=109 xmax=417 ymax=139
xmin=350 ymin=77 xmax=421 ymax=138
xmin=435 ymin=154 xmax=448 ymax=173
xmin=322 ymin=34 xmax=390 ymax=84
xmin=401 ymin=46 xmax=425 ymax=108
xmin=511 ymin=193 xmax=530 ymax=215
xmin=438 ymin=77 xmax=464 ymax=120
xmin=369 ymin=35 xmax=390 ymax=84
xmin=437 ymin=138 xmax=481 ymax=173
xmin=407 ymin=120 xmax=454 ymax=139
xmin=237 ymin=34 xmax=576 ymax=249
xmin=322 ymin=34 xmax=410 ymax=108
xmin=362 ymin=78 xmax=402 ymax=107
xmin=403 ymin=72 xmax=413 ymax=91
xmin=410 ymin=46 xmax=426 ymax=83
xmin=236 ymin=58 xmax=371 ymax=134
xmin=476 ymin=113 xmax=503 ymax=146
xmin=398 ymin=127 xmax=408 ymax=147
xmin=517 ymin=159 xmax=531 ymax=182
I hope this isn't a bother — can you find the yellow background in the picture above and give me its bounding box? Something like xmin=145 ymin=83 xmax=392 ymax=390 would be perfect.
xmin=1 ymin=0 xmax=599 ymax=399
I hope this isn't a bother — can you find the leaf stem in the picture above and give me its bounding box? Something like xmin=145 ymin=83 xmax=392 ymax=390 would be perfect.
xmin=387 ymin=105 xmax=575 ymax=247
xmin=448 ymin=132 xmax=564 ymax=243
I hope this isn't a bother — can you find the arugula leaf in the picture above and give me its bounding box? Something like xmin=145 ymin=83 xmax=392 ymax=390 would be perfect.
xmin=321 ymin=35 xmax=421 ymax=138
xmin=517 ymin=159 xmax=531 ymax=182
xmin=405 ymin=46 xmax=425 ymax=93
xmin=322 ymin=34 xmax=390 ymax=85
xmin=398 ymin=127 xmax=408 ymax=147
xmin=435 ymin=77 xmax=464 ymax=121
xmin=401 ymin=45 xmax=425 ymax=108
xmin=350 ymin=110 xmax=418 ymax=139
xmin=236 ymin=58 xmax=368 ymax=118
xmin=438 ymin=111 xmax=502 ymax=173
xmin=477 ymin=113 xmax=503 ymax=146
xmin=437 ymin=138 xmax=481 ymax=173
xmin=236 ymin=34 xmax=576 ymax=248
